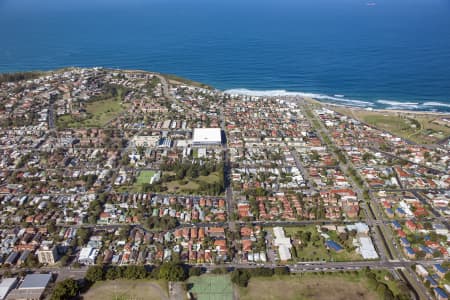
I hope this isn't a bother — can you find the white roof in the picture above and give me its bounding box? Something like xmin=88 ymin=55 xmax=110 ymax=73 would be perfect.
xmin=19 ymin=274 xmax=51 ymax=290
xmin=416 ymin=264 xmax=429 ymax=275
xmin=192 ymin=128 xmax=222 ymax=144
xmin=0 ymin=278 xmax=17 ymax=289
xmin=346 ymin=222 xmax=369 ymax=233
xmin=445 ymin=284 xmax=450 ymax=294
xmin=278 ymin=245 xmax=292 ymax=261
xmin=357 ymin=237 xmax=379 ymax=259
xmin=273 ymin=227 xmax=286 ymax=238
xmin=79 ymin=247 xmax=95 ymax=260
xmin=274 ymin=237 xmax=292 ymax=247
xmin=0 ymin=278 xmax=17 ymax=300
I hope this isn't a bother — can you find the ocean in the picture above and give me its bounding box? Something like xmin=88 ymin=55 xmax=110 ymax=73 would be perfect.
xmin=1 ymin=0 xmax=450 ymax=111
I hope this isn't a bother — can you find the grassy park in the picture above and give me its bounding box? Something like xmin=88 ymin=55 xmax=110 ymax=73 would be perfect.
xmin=82 ymin=279 xmax=168 ymax=300
xmin=333 ymin=107 xmax=450 ymax=144
xmin=161 ymin=171 xmax=223 ymax=195
xmin=239 ymin=270 xmax=407 ymax=300
xmin=136 ymin=170 xmax=156 ymax=185
xmin=57 ymin=97 xmax=125 ymax=128
xmin=57 ymin=85 xmax=128 ymax=128
xmin=239 ymin=273 xmax=377 ymax=300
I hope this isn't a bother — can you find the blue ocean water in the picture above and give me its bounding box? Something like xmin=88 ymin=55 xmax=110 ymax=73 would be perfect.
xmin=1 ymin=0 xmax=450 ymax=111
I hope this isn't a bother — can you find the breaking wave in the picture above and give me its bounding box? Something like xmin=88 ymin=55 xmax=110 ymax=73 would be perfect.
xmin=224 ymin=89 xmax=373 ymax=106
xmin=422 ymin=101 xmax=450 ymax=108
xmin=376 ymin=100 xmax=420 ymax=109
xmin=223 ymin=89 xmax=450 ymax=112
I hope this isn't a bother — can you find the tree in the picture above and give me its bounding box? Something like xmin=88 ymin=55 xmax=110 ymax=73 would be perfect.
xmin=105 ymin=267 xmax=119 ymax=280
xmin=47 ymin=221 xmax=57 ymax=234
xmin=123 ymin=265 xmax=147 ymax=279
xmin=24 ymin=255 xmax=40 ymax=268
xmin=274 ymin=267 xmax=290 ymax=276
xmin=51 ymin=278 xmax=80 ymax=300
xmin=76 ymin=228 xmax=91 ymax=247
xmin=85 ymin=265 xmax=104 ymax=283
xmin=59 ymin=255 xmax=70 ymax=267
xmin=158 ymin=262 xmax=187 ymax=281
xmin=189 ymin=267 xmax=203 ymax=277
xmin=119 ymin=225 xmax=131 ymax=240
xmin=231 ymin=269 xmax=250 ymax=287
xmin=211 ymin=267 xmax=228 ymax=275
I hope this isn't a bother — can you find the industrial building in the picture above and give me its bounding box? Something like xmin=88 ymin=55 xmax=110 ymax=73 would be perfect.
xmin=78 ymin=247 xmax=99 ymax=265
xmin=356 ymin=236 xmax=379 ymax=259
xmin=192 ymin=128 xmax=222 ymax=147
xmin=273 ymin=227 xmax=292 ymax=261
xmin=6 ymin=274 xmax=51 ymax=300
xmin=0 ymin=278 xmax=17 ymax=300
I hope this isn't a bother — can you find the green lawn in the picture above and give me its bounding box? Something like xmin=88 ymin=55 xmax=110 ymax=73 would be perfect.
xmin=165 ymin=179 xmax=200 ymax=193
xmin=82 ymin=279 xmax=168 ymax=300
xmin=161 ymin=171 xmax=223 ymax=195
xmin=333 ymin=108 xmax=450 ymax=144
xmin=188 ymin=275 xmax=233 ymax=300
xmin=240 ymin=270 xmax=407 ymax=300
xmin=136 ymin=170 xmax=156 ymax=185
xmin=57 ymin=94 xmax=126 ymax=128
xmin=198 ymin=172 xmax=221 ymax=184
xmin=239 ymin=273 xmax=380 ymax=300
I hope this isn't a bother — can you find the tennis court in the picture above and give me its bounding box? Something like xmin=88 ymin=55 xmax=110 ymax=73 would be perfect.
xmin=188 ymin=275 xmax=233 ymax=300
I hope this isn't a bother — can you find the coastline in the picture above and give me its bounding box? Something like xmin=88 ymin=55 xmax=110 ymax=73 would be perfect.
xmin=1 ymin=67 xmax=450 ymax=116
xmin=321 ymin=102 xmax=450 ymax=116
xmin=224 ymin=88 xmax=450 ymax=115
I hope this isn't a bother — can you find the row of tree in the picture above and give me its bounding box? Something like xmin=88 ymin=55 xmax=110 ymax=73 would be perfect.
xmin=0 ymin=71 xmax=42 ymax=83
xmin=85 ymin=262 xmax=189 ymax=283
xmin=231 ymin=267 xmax=290 ymax=287
xmin=51 ymin=278 xmax=80 ymax=300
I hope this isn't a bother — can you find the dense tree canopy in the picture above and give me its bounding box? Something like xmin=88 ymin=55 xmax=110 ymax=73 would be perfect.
xmin=158 ymin=262 xmax=188 ymax=282
xmin=51 ymin=278 xmax=80 ymax=300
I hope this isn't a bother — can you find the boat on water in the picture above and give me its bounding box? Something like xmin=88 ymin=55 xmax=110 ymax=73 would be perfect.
xmin=367 ymin=2 xmax=377 ymax=6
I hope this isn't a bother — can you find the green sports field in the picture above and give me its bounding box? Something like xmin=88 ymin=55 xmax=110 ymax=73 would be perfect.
xmin=188 ymin=275 xmax=233 ymax=300
xmin=136 ymin=170 xmax=156 ymax=185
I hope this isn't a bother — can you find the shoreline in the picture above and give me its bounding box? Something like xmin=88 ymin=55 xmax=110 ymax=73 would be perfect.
xmin=1 ymin=67 xmax=450 ymax=116
xmin=224 ymin=89 xmax=450 ymax=115
xmin=320 ymin=102 xmax=450 ymax=116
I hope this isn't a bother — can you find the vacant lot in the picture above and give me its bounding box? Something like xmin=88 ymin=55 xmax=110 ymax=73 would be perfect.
xmin=239 ymin=274 xmax=379 ymax=300
xmin=83 ymin=279 xmax=168 ymax=300
xmin=188 ymin=275 xmax=234 ymax=300
xmin=333 ymin=107 xmax=450 ymax=144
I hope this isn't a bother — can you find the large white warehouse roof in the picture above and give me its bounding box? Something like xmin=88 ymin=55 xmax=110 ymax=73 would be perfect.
xmin=192 ymin=128 xmax=222 ymax=145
